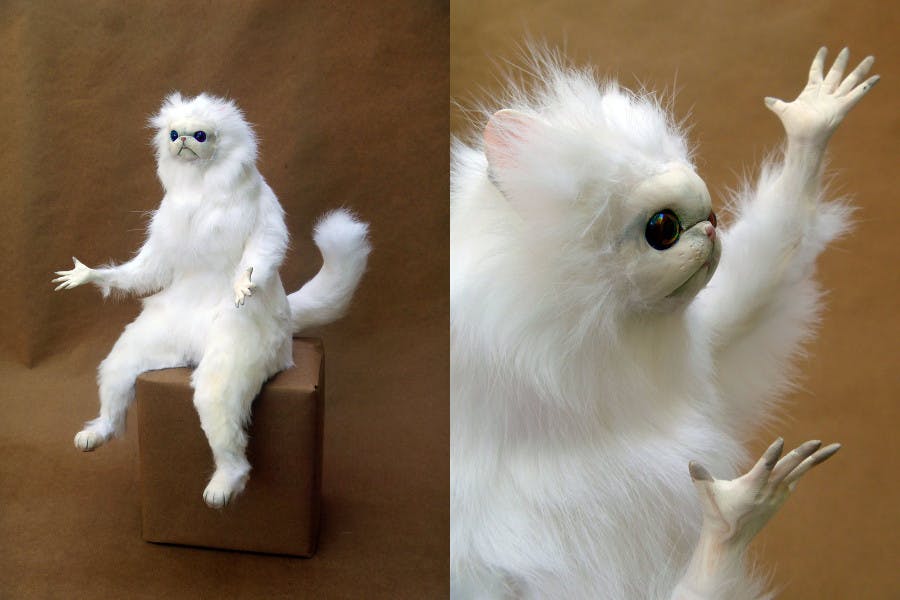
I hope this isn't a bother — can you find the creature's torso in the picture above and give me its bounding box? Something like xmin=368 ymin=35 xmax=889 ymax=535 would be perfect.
xmin=450 ymin=365 xmax=743 ymax=600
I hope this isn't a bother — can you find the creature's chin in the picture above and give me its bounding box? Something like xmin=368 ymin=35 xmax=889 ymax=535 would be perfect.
xmin=666 ymin=261 xmax=711 ymax=299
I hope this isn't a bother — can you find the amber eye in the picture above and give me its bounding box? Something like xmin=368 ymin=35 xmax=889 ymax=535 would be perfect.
xmin=645 ymin=210 xmax=682 ymax=250
xmin=708 ymin=210 xmax=717 ymax=228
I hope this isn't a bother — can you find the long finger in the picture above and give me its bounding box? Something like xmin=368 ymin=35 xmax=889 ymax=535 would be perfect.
xmin=51 ymin=275 xmax=68 ymax=283
xmin=769 ymin=439 xmax=821 ymax=486
xmin=784 ymin=443 xmax=841 ymax=488
xmin=842 ymin=75 xmax=880 ymax=113
xmin=823 ymin=47 xmax=849 ymax=92
xmin=808 ymin=46 xmax=827 ymax=84
xmin=836 ymin=55 xmax=875 ymax=96
xmin=747 ymin=437 xmax=784 ymax=484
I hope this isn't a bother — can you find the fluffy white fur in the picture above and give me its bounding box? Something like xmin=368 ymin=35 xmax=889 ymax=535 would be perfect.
xmin=56 ymin=92 xmax=370 ymax=508
xmin=451 ymin=48 xmax=877 ymax=598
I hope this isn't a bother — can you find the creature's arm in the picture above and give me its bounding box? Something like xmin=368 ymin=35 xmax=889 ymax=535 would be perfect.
xmin=232 ymin=189 xmax=288 ymax=307
xmin=53 ymin=211 xmax=172 ymax=297
xmin=671 ymin=439 xmax=840 ymax=600
xmin=690 ymin=48 xmax=878 ymax=428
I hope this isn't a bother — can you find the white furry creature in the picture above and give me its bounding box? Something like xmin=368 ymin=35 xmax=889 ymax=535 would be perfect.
xmin=54 ymin=92 xmax=371 ymax=508
xmin=451 ymin=48 xmax=878 ymax=598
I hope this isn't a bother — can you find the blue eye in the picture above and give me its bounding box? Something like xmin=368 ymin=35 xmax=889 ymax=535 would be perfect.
xmin=169 ymin=130 xmax=178 ymax=142
xmin=193 ymin=131 xmax=207 ymax=142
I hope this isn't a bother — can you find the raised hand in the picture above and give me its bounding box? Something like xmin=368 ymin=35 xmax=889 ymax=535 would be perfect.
xmin=233 ymin=267 xmax=256 ymax=307
xmin=53 ymin=257 xmax=96 ymax=291
xmin=765 ymin=47 xmax=878 ymax=148
xmin=689 ymin=438 xmax=841 ymax=548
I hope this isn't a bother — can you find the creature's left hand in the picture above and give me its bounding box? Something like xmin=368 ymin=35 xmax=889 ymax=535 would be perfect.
xmin=233 ymin=267 xmax=256 ymax=307
xmin=689 ymin=438 xmax=841 ymax=550
xmin=765 ymin=47 xmax=878 ymax=148
xmin=53 ymin=257 xmax=96 ymax=291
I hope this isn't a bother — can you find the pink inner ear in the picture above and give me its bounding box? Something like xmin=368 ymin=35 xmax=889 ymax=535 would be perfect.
xmin=483 ymin=109 xmax=536 ymax=171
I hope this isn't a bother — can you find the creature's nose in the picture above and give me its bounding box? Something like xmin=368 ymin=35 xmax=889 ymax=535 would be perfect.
xmin=704 ymin=223 xmax=716 ymax=242
xmin=181 ymin=136 xmax=187 ymax=141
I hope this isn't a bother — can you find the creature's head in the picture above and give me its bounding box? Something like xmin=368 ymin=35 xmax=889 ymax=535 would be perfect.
xmin=481 ymin=76 xmax=719 ymax=319
xmin=150 ymin=92 xmax=257 ymax=184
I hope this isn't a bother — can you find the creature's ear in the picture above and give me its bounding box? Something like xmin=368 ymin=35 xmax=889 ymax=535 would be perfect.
xmin=483 ymin=109 xmax=544 ymax=173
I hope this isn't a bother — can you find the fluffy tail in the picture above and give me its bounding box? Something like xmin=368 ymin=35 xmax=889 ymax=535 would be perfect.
xmin=288 ymin=209 xmax=371 ymax=334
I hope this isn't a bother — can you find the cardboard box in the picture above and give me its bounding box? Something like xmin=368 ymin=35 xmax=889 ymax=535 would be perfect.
xmin=136 ymin=337 xmax=324 ymax=557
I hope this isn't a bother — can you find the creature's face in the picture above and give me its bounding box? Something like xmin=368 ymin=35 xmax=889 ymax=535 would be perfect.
xmin=151 ymin=92 xmax=257 ymax=184
xmin=166 ymin=118 xmax=216 ymax=162
xmin=618 ymin=165 xmax=720 ymax=308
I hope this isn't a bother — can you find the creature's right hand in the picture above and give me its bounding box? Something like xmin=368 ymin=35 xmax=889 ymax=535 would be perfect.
xmin=53 ymin=257 xmax=96 ymax=291
xmin=765 ymin=47 xmax=878 ymax=148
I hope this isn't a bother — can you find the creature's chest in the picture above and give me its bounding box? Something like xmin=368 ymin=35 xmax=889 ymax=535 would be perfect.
xmin=456 ymin=401 xmax=742 ymax=596
xmin=156 ymin=195 xmax=256 ymax=268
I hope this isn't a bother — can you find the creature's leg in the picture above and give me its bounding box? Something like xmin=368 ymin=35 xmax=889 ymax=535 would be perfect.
xmin=74 ymin=314 xmax=187 ymax=451
xmin=191 ymin=324 xmax=272 ymax=508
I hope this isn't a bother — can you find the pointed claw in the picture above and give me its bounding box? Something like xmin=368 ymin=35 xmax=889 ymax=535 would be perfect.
xmin=810 ymin=442 xmax=841 ymax=465
xmin=763 ymin=437 xmax=785 ymax=469
xmin=764 ymin=439 xmax=821 ymax=487
xmin=783 ymin=443 xmax=841 ymax=487
xmin=689 ymin=461 xmax=713 ymax=482
xmin=747 ymin=437 xmax=785 ymax=487
xmin=764 ymin=97 xmax=787 ymax=115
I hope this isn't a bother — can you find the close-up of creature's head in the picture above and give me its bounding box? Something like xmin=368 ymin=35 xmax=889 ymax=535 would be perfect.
xmin=150 ymin=92 xmax=258 ymax=186
xmin=479 ymin=68 xmax=720 ymax=317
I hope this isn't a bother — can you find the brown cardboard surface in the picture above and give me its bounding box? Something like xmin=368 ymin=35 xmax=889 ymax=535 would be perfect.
xmin=451 ymin=2 xmax=899 ymax=598
xmin=0 ymin=1 xmax=448 ymax=599
xmin=138 ymin=338 xmax=324 ymax=557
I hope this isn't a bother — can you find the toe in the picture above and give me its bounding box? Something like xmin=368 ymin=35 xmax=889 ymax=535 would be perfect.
xmin=203 ymin=488 xmax=230 ymax=509
xmin=74 ymin=430 xmax=100 ymax=451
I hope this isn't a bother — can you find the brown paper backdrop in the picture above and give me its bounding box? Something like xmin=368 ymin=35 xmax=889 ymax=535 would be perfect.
xmin=452 ymin=1 xmax=899 ymax=598
xmin=0 ymin=1 xmax=448 ymax=598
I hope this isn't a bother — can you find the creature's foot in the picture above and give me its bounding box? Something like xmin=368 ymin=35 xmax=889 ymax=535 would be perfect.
xmin=73 ymin=420 xmax=116 ymax=451
xmin=202 ymin=465 xmax=249 ymax=509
